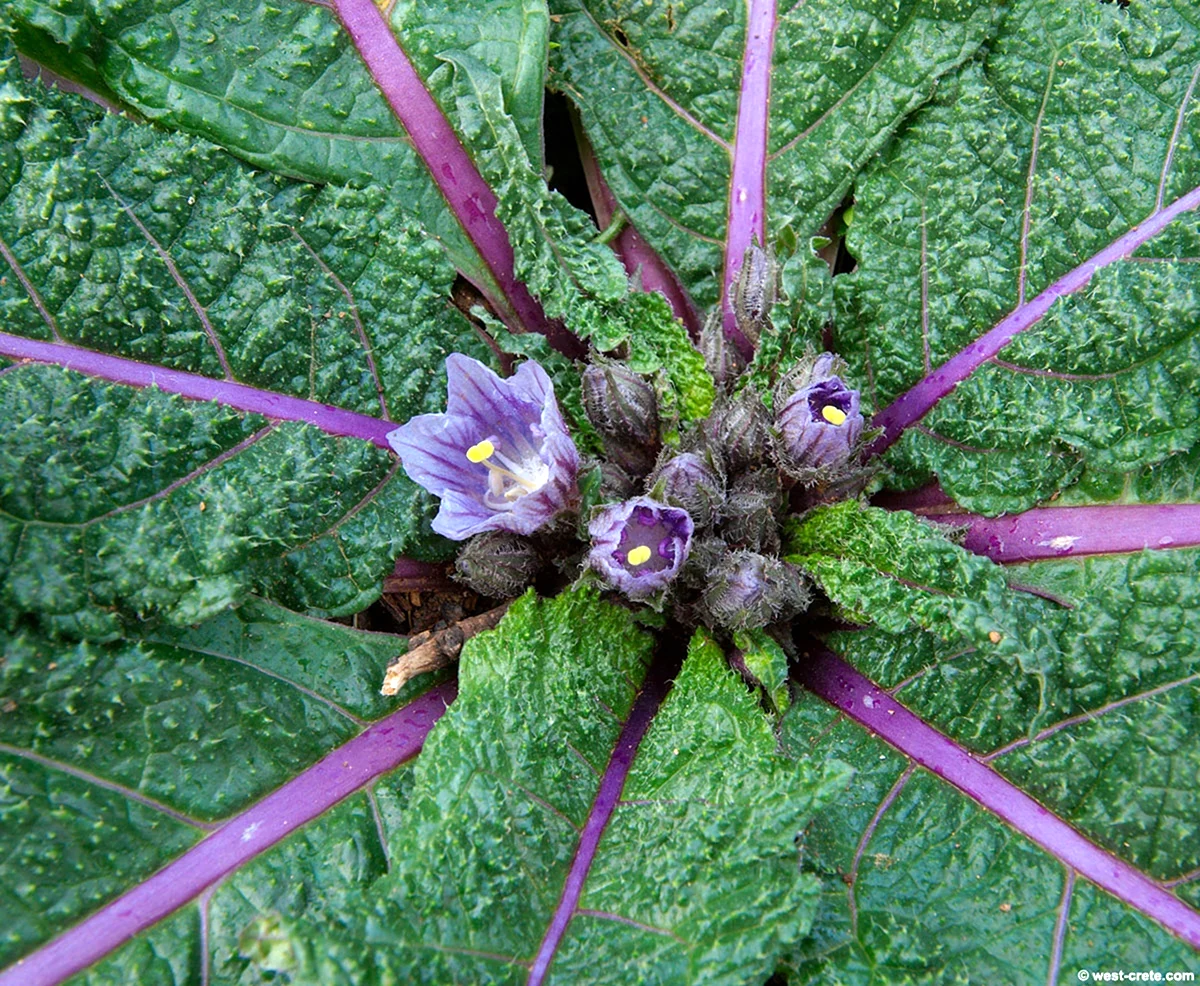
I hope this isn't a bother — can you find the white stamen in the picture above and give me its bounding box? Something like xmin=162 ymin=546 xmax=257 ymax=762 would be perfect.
xmin=469 ymin=435 xmax=549 ymax=511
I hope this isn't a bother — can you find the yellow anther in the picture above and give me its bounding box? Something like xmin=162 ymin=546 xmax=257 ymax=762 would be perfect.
xmin=821 ymin=405 xmax=848 ymax=426
xmin=627 ymin=545 xmax=652 ymax=566
xmin=466 ymin=439 xmax=495 ymax=463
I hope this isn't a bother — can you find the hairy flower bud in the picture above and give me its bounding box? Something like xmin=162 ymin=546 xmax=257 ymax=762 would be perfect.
xmin=720 ymin=468 xmax=782 ymax=554
xmin=699 ymin=551 xmax=810 ymax=631
xmin=647 ymin=452 xmax=724 ymax=528
xmin=582 ymin=362 xmax=660 ymax=476
xmin=454 ymin=531 xmax=540 ymax=598
xmin=588 ymin=496 xmax=693 ymax=600
xmin=712 ymin=389 xmax=772 ymax=475
xmin=598 ymin=460 xmax=638 ymax=500
xmin=732 ymin=243 xmax=777 ymax=347
xmin=774 ymin=353 xmax=864 ymax=481
xmin=699 ymin=309 xmax=746 ymax=392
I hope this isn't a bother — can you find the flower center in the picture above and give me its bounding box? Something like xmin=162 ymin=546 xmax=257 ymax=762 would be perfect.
xmin=807 ymin=378 xmax=854 ymax=425
xmin=627 ymin=545 xmax=652 ymax=566
xmin=466 ymin=438 xmax=549 ymax=510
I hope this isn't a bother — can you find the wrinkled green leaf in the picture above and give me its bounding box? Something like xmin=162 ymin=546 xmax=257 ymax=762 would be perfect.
xmin=445 ymin=49 xmax=715 ymax=420
xmin=258 ymin=589 xmax=848 ymax=984
xmin=6 ymin=0 xmax=554 ymax=300
xmin=0 ymin=596 xmax=423 ymax=969
xmin=3 ymin=0 xmax=1200 ymax=980
xmin=787 ymin=502 xmax=1063 ymax=699
xmin=0 ymin=62 xmax=486 ymax=631
xmin=785 ymin=545 xmax=1200 ymax=983
xmin=836 ymin=0 xmax=1200 ymax=513
xmin=550 ymin=0 xmax=996 ymax=306
xmin=733 ymin=627 xmax=792 ymax=717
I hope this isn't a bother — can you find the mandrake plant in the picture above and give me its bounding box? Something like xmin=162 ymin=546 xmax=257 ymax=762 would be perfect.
xmin=1 ymin=0 xmax=1199 ymax=983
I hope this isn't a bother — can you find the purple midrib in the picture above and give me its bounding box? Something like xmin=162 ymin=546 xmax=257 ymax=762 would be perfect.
xmin=869 ymin=184 xmax=1200 ymax=454
xmin=525 ymin=657 xmax=675 ymax=986
xmin=923 ymin=504 xmax=1200 ymax=563
xmin=0 ymin=682 xmax=456 ymax=986
xmin=575 ymin=125 xmax=701 ymax=337
xmin=795 ymin=645 xmax=1200 ymax=949
xmin=721 ymin=0 xmax=778 ymax=360
xmin=330 ymin=0 xmax=583 ymax=360
xmin=0 ymin=332 xmax=395 ymax=448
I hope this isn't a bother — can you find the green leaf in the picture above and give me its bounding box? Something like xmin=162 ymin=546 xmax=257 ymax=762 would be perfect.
xmin=0 ymin=64 xmax=487 ymax=631
xmin=787 ymin=502 xmax=1064 ymax=697
xmin=5 ymin=0 xmax=543 ymax=299
xmin=444 ymin=48 xmax=714 ymax=422
xmin=9 ymin=0 xmax=716 ymax=411
xmin=387 ymin=0 xmax=550 ymax=169
xmin=0 ymin=597 xmax=424 ymax=968
xmin=62 ymin=785 xmax=413 ymax=986
xmin=259 ymin=589 xmax=848 ymax=984
xmin=621 ymin=290 xmax=715 ymax=424
xmin=785 ymin=544 xmax=1200 ymax=981
xmin=1055 ymin=444 xmax=1200 ymax=507
xmin=837 ymin=0 xmax=1200 ymax=513
xmin=549 ymin=0 xmax=997 ymax=307
xmin=733 ymin=627 xmax=792 ymax=716
xmin=7 ymin=0 xmax=412 ymax=186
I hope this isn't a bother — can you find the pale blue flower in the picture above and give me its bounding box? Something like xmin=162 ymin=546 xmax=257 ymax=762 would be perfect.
xmin=387 ymin=355 xmax=580 ymax=540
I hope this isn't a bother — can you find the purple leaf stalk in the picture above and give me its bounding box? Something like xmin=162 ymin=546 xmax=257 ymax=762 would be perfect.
xmin=721 ymin=0 xmax=778 ymax=360
xmin=796 ymin=645 xmax=1200 ymax=950
xmin=331 ymin=0 xmax=583 ymax=358
xmin=387 ymin=355 xmax=580 ymax=539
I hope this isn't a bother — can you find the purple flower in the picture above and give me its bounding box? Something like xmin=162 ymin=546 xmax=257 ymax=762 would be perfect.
xmin=775 ymin=354 xmax=864 ymax=475
xmin=648 ymin=452 xmax=724 ymax=528
xmin=700 ymin=550 xmax=810 ymax=631
xmin=588 ymin=496 xmax=694 ymax=600
xmin=386 ymin=355 xmax=580 ymax=540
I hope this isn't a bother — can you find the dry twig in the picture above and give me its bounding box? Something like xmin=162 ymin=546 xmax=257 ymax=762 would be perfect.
xmin=380 ymin=601 xmax=511 ymax=696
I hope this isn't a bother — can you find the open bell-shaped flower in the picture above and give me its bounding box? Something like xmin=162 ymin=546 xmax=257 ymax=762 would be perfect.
xmin=386 ymin=354 xmax=580 ymax=540
xmin=774 ymin=353 xmax=864 ymax=479
xmin=588 ymin=496 xmax=693 ymax=600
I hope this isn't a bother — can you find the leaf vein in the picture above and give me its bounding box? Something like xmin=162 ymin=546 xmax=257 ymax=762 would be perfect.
xmin=0 ymin=235 xmax=63 ymax=342
xmin=983 ymin=674 xmax=1200 ymax=762
xmin=290 ymin=228 xmax=390 ymax=421
xmin=0 ymin=741 xmax=217 ymax=831
xmin=573 ymin=6 xmax=731 ymax=152
xmin=99 ymin=177 xmax=234 ymax=380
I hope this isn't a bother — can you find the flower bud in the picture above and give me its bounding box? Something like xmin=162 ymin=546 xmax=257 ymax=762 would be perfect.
xmin=719 ymin=468 xmax=782 ymax=554
xmin=712 ymin=389 xmax=771 ymax=475
xmin=454 ymin=531 xmax=540 ymax=598
xmin=732 ymin=243 xmax=777 ymax=347
xmin=582 ymin=362 xmax=660 ymax=476
xmin=588 ymin=496 xmax=693 ymax=600
xmin=699 ymin=551 xmax=810 ymax=631
xmin=774 ymin=353 xmax=864 ymax=481
xmin=647 ymin=452 xmax=724 ymax=528
xmin=699 ymin=309 xmax=746 ymax=392
xmin=598 ymin=460 xmax=637 ymax=500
